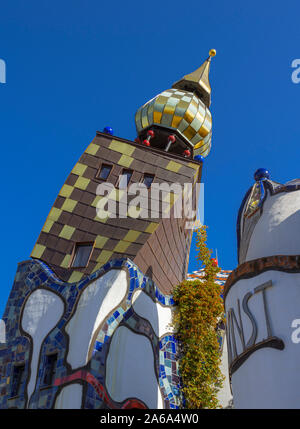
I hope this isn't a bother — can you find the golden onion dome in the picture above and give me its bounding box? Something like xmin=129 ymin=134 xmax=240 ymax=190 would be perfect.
xmin=134 ymin=50 xmax=216 ymax=158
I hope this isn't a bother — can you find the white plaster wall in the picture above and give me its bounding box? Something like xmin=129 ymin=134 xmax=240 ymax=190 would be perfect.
xmin=217 ymin=334 xmax=233 ymax=408
xmin=225 ymin=271 xmax=300 ymax=408
xmin=132 ymin=290 xmax=174 ymax=338
xmin=105 ymin=325 xmax=163 ymax=409
xmin=21 ymin=289 xmax=64 ymax=406
xmin=65 ymin=269 xmax=127 ymax=370
xmin=54 ymin=383 xmax=83 ymax=409
xmin=246 ymin=190 xmax=300 ymax=261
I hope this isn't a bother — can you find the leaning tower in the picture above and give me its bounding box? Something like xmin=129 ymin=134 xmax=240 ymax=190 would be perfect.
xmin=0 ymin=52 xmax=216 ymax=409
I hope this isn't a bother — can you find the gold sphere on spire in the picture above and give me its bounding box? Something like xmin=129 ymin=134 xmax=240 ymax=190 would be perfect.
xmin=135 ymin=52 xmax=216 ymax=158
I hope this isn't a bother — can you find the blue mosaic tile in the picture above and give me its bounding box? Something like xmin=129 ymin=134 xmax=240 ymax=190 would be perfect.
xmin=1 ymin=257 xmax=180 ymax=409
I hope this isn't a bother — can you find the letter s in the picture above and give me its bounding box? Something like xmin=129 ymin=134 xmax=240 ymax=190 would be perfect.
xmin=291 ymin=59 xmax=300 ymax=83
xmin=291 ymin=319 xmax=300 ymax=344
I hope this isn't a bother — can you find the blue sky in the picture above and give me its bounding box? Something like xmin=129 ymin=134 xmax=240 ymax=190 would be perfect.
xmin=0 ymin=0 xmax=299 ymax=316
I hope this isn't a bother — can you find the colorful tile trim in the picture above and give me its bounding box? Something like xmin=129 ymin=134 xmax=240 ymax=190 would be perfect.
xmin=0 ymin=257 xmax=179 ymax=409
xmin=224 ymin=254 xmax=300 ymax=299
xmin=237 ymin=178 xmax=300 ymax=265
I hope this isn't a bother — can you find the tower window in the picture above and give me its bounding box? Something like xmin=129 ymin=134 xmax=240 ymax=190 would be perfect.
xmin=42 ymin=353 xmax=58 ymax=387
xmin=142 ymin=174 xmax=155 ymax=189
xmin=118 ymin=169 xmax=133 ymax=189
xmin=97 ymin=164 xmax=112 ymax=180
xmin=11 ymin=363 xmax=26 ymax=397
xmin=71 ymin=243 xmax=93 ymax=268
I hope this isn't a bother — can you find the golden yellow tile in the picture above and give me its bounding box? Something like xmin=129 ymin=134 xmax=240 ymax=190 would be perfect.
xmin=85 ymin=143 xmax=99 ymax=155
xmin=74 ymin=176 xmax=90 ymax=190
xmin=176 ymin=99 xmax=189 ymax=111
xmin=61 ymin=198 xmax=77 ymax=213
xmin=166 ymin=160 xmax=182 ymax=173
xmin=185 ymin=109 xmax=195 ymax=124
xmin=145 ymin=222 xmax=159 ymax=234
xmin=96 ymin=250 xmax=113 ymax=263
xmin=194 ymin=140 xmax=205 ymax=150
xmin=72 ymin=162 xmax=87 ymax=177
xmin=92 ymin=262 xmax=104 ymax=273
xmin=59 ymin=184 xmax=74 ymax=198
xmin=68 ymin=271 xmax=84 ymax=283
xmin=59 ymin=225 xmax=76 ymax=240
xmin=95 ymin=235 xmax=109 ymax=249
xmin=183 ymin=125 xmax=197 ymax=140
xmin=48 ymin=207 xmax=62 ymax=222
xmin=199 ymin=126 xmax=209 ymax=138
xmin=31 ymin=244 xmax=46 ymax=259
xmin=153 ymin=111 xmax=162 ymax=123
xmin=118 ymin=154 xmax=133 ymax=168
xmin=188 ymin=162 xmax=199 ymax=170
xmin=141 ymin=110 xmax=149 ymax=128
xmin=195 ymin=110 xmax=205 ymax=126
xmin=116 ymin=190 xmax=126 ymax=201
xmin=171 ymin=115 xmax=182 ymax=128
xmin=60 ymin=254 xmax=71 ymax=268
xmin=113 ymin=240 xmax=131 ymax=253
xmin=42 ymin=219 xmax=54 ymax=233
xmin=94 ymin=214 xmax=109 ymax=223
xmin=92 ymin=195 xmax=103 ymax=208
xmin=109 ymin=140 xmax=135 ymax=156
xmin=164 ymin=104 xmax=176 ymax=116
xmin=123 ymin=230 xmax=141 ymax=243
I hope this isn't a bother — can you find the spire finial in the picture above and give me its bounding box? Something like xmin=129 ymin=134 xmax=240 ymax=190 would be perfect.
xmin=171 ymin=50 xmax=216 ymax=107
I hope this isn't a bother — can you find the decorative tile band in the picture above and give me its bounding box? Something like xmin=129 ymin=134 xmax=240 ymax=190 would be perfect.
xmin=0 ymin=257 xmax=180 ymax=409
xmin=224 ymin=254 xmax=300 ymax=299
xmin=54 ymin=370 xmax=147 ymax=409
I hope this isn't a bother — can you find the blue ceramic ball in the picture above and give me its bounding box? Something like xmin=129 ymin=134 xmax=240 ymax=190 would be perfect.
xmin=194 ymin=155 xmax=204 ymax=162
xmin=103 ymin=126 xmax=114 ymax=135
xmin=254 ymin=168 xmax=270 ymax=181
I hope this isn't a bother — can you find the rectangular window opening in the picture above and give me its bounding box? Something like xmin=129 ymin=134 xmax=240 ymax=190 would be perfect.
xmin=11 ymin=364 xmax=25 ymax=397
xmin=97 ymin=164 xmax=112 ymax=181
xmin=142 ymin=174 xmax=155 ymax=189
xmin=42 ymin=353 xmax=58 ymax=387
xmin=118 ymin=169 xmax=133 ymax=189
xmin=71 ymin=243 xmax=93 ymax=268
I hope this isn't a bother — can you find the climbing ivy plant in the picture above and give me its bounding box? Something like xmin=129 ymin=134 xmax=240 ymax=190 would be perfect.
xmin=172 ymin=225 xmax=225 ymax=409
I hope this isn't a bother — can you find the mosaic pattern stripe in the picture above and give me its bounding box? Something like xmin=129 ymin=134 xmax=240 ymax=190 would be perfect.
xmin=0 ymin=258 xmax=180 ymax=409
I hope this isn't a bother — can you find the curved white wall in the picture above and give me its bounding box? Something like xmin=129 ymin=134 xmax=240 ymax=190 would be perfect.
xmin=105 ymin=325 xmax=163 ymax=409
xmin=21 ymin=289 xmax=64 ymax=407
xmin=54 ymin=384 xmax=83 ymax=409
xmin=225 ymin=270 xmax=300 ymax=408
xmin=132 ymin=290 xmax=174 ymax=338
xmin=217 ymin=334 xmax=233 ymax=408
xmin=65 ymin=270 xmax=128 ymax=369
xmin=246 ymin=190 xmax=300 ymax=261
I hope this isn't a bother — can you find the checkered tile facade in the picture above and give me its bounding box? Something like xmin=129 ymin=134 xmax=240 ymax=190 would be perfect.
xmin=135 ymin=88 xmax=212 ymax=157
xmin=31 ymin=132 xmax=201 ymax=290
